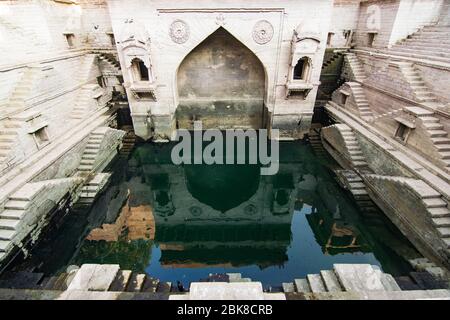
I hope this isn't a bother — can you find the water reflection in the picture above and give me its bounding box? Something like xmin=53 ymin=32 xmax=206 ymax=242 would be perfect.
xmin=14 ymin=141 xmax=419 ymax=287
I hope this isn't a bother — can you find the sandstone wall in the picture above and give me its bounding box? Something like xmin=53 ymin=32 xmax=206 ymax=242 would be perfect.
xmin=354 ymin=0 xmax=443 ymax=48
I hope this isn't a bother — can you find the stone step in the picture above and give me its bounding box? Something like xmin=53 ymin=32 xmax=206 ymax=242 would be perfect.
xmin=294 ymin=278 xmax=311 ymax=293
xmin=141 ymin=276 xmax=160 ymax=293
xmin=85 ymin=144 xmax=100 ymax=149
xmin=428 ymin=130 xmax=448 ymax=138
xmin=125 ymin=273 xmax=146 ymax=292
xmin=0 ymin=219 xmax=20 ymax=230
xmin=353 ymin=161 xmax=368 ymax=167
xmin=0 ymin=240 xmax=9 ymax=252
xmin=429 ymin=207 xmax=450 ymax=218
xmin=436 ymin=144 xmax=450 ymax=152
xmin=379 ymin=272 xmax=401 ymax=291
xmin=440 ymin=150 xmax=450 ymax=158
xmin=390 ymin=47 xmax=450 ymax=58
xmin=67 ymin=264 xmax=120 ymax=291
xmin=83 ymin=154 xmax=96 ymax=160
xmin=306 ymin=274 xmax=326 ymax=293
xmin=437 ymin=227 xmax=450 ymax=238
xmin=84 ymin=149 xmax=99 ymax=155
xmin=4 ymin=200 xmax=30 ymax=210
xmin=423 ymin=198 xmax=448 ymax=208
xmin=351 ymin=189 xmax=369 ymax=196
xmin=433 ymin=217 xmax=450 ymax=228
xmin=334 ymin=264 xmax=386 ymax=292
xmin=282 ymin=282 xmax=295 ymax=293
xmin=432 ymin=138 xmax=450 ymax=145
xmin=349 ymin=182 xmax=365 ymax=189
xmin=0 ymin=229 xmax=14 ymax=241
xmin=0 ymin=209 xmax=25 ymax=220
xmin=0 ymin=136 xmax=16 ymax=142
xmin=10 ymin=183 xmax=45 ymax=201
xmin=78 ymin=165 xmax=92 ymax=171
xmin=424 ymin=123 xmax=444 ymax=130
xmin=320 ymin=270 xmax=343 ymax=292
xmin=388 ymin=50 xmax=450 ymax=64
xmin=80 ymin=159 xmax=95 ymax=165
xmin=109 ymin=270 xmax=132 ymax=292
xmin=157 ymin=282 xmax=172 ymax=293
xmin=82 ymin=185 xmax=99 ymax=192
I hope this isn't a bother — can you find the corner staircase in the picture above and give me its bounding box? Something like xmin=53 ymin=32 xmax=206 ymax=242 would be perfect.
xmin=389 ymin=25 xmax=450 ymax=64
xmin=335 ymin=170 xmax=377 ymax=214
xmin=76 ymin=54 xmax=96 ymax=84
xmin=119 ymin=125 xmax=137 ymax=157
xmin=77 ymin=173 xmax=111 ymax=205
xmin=397 ymin=62 xmax=438 ymax=103
xmin=364 ymin=174 xmax=450 ymax=256
xmin=335 ymin=124 xmax=370 ymax=170
xmin=69 ymin=84 xmax=97 ymax=120
xmin=0 ymin=120 xmax=21 ymax=164
xmin=308 ymin=128 xmax=328 ymax=158
xmin=0 ymin=182 xmax=48 ymax=261
xmin=78 ymin=129 xmax=106 ymax=173
xmin=404 ymin=107 xmax=450 ymax=170
xmin=321 ymin=51 xmax=343 ymax=73
xmin=347 ymin=82 xmax=374 ymax=121
xmin=98 ymin=53 xmax=122 ymax=75
xmin=344 ymin=53 xmax=367 ymax=82
xmin=6 ymin=66 xmax=39 ymax=114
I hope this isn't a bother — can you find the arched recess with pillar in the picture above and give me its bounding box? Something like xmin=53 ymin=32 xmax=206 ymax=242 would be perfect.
xmin=176 ymin=27 xmax=267 ymax=130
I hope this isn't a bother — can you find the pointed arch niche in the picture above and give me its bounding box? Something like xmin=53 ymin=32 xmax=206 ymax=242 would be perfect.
xmin=176 ymin=27 xmax=267 ymax=130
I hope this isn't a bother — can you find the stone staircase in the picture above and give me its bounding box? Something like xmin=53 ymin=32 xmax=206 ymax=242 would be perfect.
xmin=389 ymin=25 xmax=450 ymax=64
xmin=0 ymin=120 xmax=21 ymax=165
xmin=344 ymin=53 xmax=367 ymax=82
xmin=282 ymin=264 xmax=401 ymax=294
xmin=119 ymin=126 xmax=137 ymax=156
xmin=308 ymin=128 xmax=328 ymax=158
xmin=77 ymin=173 xmax=111 ymax=205
xmin=404 ymin=106 xmax=450 ymax=170
xmin=69 ymin=84 xmax=97 ymax=120
xmin=98 ymin=53 xmax=121 ymax=75
xmin=321 ymin=51 xmax=343 ymax=72
xmin=78 ymin=129 xmax=107 ymax=173
xmin=76 ymin=54 xmax=96 ymax=84
xmin=347 ymin=82 xmax=374 ymax=121
xmin=65 ymin=264 xmax=171 ymax=294
xmin=0 ymin=182 xmax=48 ymax=261
xmin=6 ymin=66 xmax=40 ymax=114
xmin=397 ymin=62 xmax=438 ymax=103
xmin=364 ymin=174 xmax=450 ymax=255
xmin=335 ymin=170 xmax=377 ymax=213
xmin=334 ymin=124 xmax=370 ymax=170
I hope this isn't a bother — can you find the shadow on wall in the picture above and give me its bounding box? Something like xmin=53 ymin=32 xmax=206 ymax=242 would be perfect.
xmin=176 ymin=27 xmax=266 ymax=130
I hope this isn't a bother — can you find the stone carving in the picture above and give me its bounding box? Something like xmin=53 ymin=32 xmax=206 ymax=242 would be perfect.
xmin=216 ymin=14 xmax=226 ymax=26
xmin=169 ymin=19 xmax=190 ymax=44
xmin=252 ymin=20 xmax=274 ymax=45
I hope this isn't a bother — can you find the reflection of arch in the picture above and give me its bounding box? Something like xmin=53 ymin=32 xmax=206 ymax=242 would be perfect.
xmin=175 ymin=27 xmax=267 ymax=129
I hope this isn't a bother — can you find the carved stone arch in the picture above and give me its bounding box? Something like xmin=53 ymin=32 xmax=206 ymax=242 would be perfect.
xmin=122 ymin=43 xmax=151 ymax=69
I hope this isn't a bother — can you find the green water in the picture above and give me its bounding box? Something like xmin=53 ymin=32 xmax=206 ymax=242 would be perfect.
xmin=17 ymin=141 xmax=419 ymax=288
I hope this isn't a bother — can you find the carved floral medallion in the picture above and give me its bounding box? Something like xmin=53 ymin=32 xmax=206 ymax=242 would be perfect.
xmin=252 ymin=20 xmax=274 ymax=44
xmin=169 ymin=19 xmax=190 ymax=44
